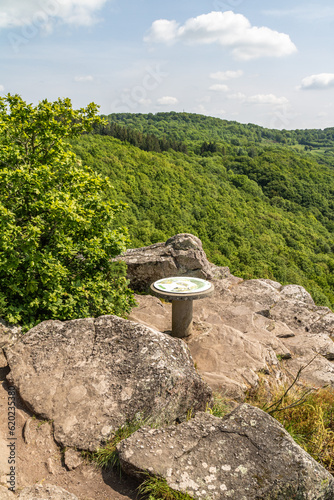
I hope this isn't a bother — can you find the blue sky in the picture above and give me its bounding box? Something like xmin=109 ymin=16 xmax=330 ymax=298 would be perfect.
xmin=0 ymin=0 xmax=333 ymax=129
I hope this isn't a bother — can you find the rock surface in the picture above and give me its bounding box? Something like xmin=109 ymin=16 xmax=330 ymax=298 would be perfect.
xmin=116 ymin=233 xmax=227 ymax=292
xmin=118 ymin=404 xmax=334 ymax=500
xmin=0 ymin=319 xmax=22 ymax=349
xmin=128 ymin=244 xmax=334 ymax=397
xmin=4 ymin=315 xmax=211 ymax=451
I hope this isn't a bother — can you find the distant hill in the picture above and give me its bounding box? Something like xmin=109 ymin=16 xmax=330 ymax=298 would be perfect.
xmin=72 ymin=112 xmax=334 ymax=308
xmin=106 ymin=111 xmax=334 ymax=147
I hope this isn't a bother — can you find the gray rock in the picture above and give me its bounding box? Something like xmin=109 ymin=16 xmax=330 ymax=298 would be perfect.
xmin=280 ymin=284 xmax=315 ymax=304
xmin=118 ymin=405 xmax=334 ymax=500
xmin=18 ymin=484 xmax=78 ymax=499
xmin=46 ymin=457 xmax=56 ymax=475
xmin=116 ymin=233 xmax=217 ymax=291
xmin=64 ymin=449 xmax=83 ymax=470
xmin=0 ymin=318 xmax=22 ymax=349
xmin=5 ymin=315 xmax=211 ymax=451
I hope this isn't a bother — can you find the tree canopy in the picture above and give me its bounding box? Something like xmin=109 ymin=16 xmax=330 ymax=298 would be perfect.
xmin=0 ymin=95 xmax=135 ymax=330
xmin=71 ymin=112 xmax=334 ymax=309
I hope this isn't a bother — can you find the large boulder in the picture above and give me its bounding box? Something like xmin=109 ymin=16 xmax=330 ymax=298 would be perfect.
xmin=116 ymin=233 xmax=226 ymax=292
xmin=5 ymin=316 xmax=211 ymax=451
xmin=118 ymin=404 xmax=334 ymax=500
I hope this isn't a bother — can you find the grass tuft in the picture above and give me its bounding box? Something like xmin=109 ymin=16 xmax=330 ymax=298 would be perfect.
xmin=205 ymin=392 xmax=234 ymax=419
xmin=87 ymin=415 xmax=147 ymax=469
xmin=138 ymin=475 xmax=195 ymax=500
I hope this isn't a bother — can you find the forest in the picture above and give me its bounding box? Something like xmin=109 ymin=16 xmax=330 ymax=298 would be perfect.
xmin=70 ymin=112 xmax=334 ymax=309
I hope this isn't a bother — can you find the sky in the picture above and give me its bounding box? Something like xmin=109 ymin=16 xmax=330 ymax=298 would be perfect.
xmin=0 ymin=0 xmax=334 ymax=130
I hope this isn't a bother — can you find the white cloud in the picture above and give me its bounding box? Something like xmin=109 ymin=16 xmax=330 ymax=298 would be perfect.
xmin=0 ymin=85 xmax=4 ymax=92
xmin=227 ymin=92 xmax=288 ymax=105
xmin=247 ymin=94 xmax=289 ymax=105
xmin=157 ymin=96 xmax=179 ymax=106
xmin=210 ymin=70 xmax=243 ymax=80
xmin=144 ymin=11 xmax=297 ymax=60
xmin=74 ymin=75 xmax=94 ymax=82
xmin=209 ymin=84 xmax=229 ymax=92
xmin=299 ymin=73 xmax=334 ymax=90
xmin=0 ymin=0 xmax=109 ymax=30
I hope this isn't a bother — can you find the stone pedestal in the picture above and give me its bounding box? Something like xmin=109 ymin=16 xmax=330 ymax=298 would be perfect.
xmin=172 ymin=300 xmax=193 ymax=338
xmin=150 ymin=278 xmax=214 ymax=338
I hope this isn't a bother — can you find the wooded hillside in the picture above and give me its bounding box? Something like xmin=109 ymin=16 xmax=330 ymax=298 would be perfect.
xmin=71 ymin=112 xmax=334 ymax=308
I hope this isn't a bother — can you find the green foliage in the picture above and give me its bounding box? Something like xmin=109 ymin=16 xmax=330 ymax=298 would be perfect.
xmin=71 ymin=126 xmax=334 ymax=309
xmin=0 ymin=95 xmax=135 ymax=330
xmin=138 ymin=475 xmax=195 ymax=500
xmin=94 ymin=120 xmax=188 ymax=154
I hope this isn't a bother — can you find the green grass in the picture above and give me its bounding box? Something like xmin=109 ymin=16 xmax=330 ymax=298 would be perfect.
xmin=205 ymin=392 xmax=234 ymax=419
xmin=138 ymin=475 xmax=195 ymax=500
xmin=86 ymin=415 xmax=147 ymax=469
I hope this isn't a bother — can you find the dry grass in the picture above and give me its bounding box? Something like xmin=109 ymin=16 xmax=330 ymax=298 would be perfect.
xmin=247 ymin=381 xmax=334 ymax=474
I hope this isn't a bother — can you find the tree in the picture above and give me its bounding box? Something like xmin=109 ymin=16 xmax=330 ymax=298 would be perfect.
xmin=0 ymin=94 xmax=135 ymax=330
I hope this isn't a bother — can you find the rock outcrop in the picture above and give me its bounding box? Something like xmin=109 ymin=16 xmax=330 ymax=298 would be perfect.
xmin=2 ymin=232 xmax=334 ymax=499
xmin=128 ymin=238 xmax=334 ymax=398
xmin=118 ymin=404 xmax=334 ymax=500
xmin=116 ymin=233 xmax=228 ymax=292
xmin=4 ymin=315 xmax=211 ymax=451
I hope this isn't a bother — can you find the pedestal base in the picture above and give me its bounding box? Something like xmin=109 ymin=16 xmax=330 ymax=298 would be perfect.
xmin=172 ymin=300 xmax=193 ymax=338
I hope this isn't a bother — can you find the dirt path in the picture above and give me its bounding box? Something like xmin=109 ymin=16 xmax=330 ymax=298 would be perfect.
xmin=0 ymin=355 xmax=138 ymax=500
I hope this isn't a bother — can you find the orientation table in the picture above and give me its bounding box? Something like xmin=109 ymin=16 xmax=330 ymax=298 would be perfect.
xmin=150 ymin=276 xmax=214 ymax=338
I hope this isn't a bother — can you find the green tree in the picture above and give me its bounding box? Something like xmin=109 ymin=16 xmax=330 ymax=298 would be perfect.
xmin=0 ymin=94 xmax=135 ymax=330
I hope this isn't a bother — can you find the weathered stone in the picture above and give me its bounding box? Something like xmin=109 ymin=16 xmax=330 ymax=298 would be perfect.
xmin=116 ymin=233 xmax=216 ymax=292
xmin=280 ymin=284 xmax=315 ymax=304
xmin=46 ymin=457 xmax=56 ymax=475
xmin=18 ymin=483 xmax=78 ymax=499
xmin=130 ymin=272 xmax=334 ymax=396
xmin=23 ymin=418 xmax=55 ymax=449
xmin=5 ymin=315 xmax=211 ymax=451
xmin=64 ymin=449 xmax=83 ymax=470
xmin=230 ymin=279 xmax=281 ymax=308
xmin=186 ymin=322 xmax=275 ymax=399
xmin=129 ymin=294 xmax=171 ymax=332
xmin=118 ymin=405 xmax=334 ymax=500
xmin=0 ymin=318 xmax=22 ymax=349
